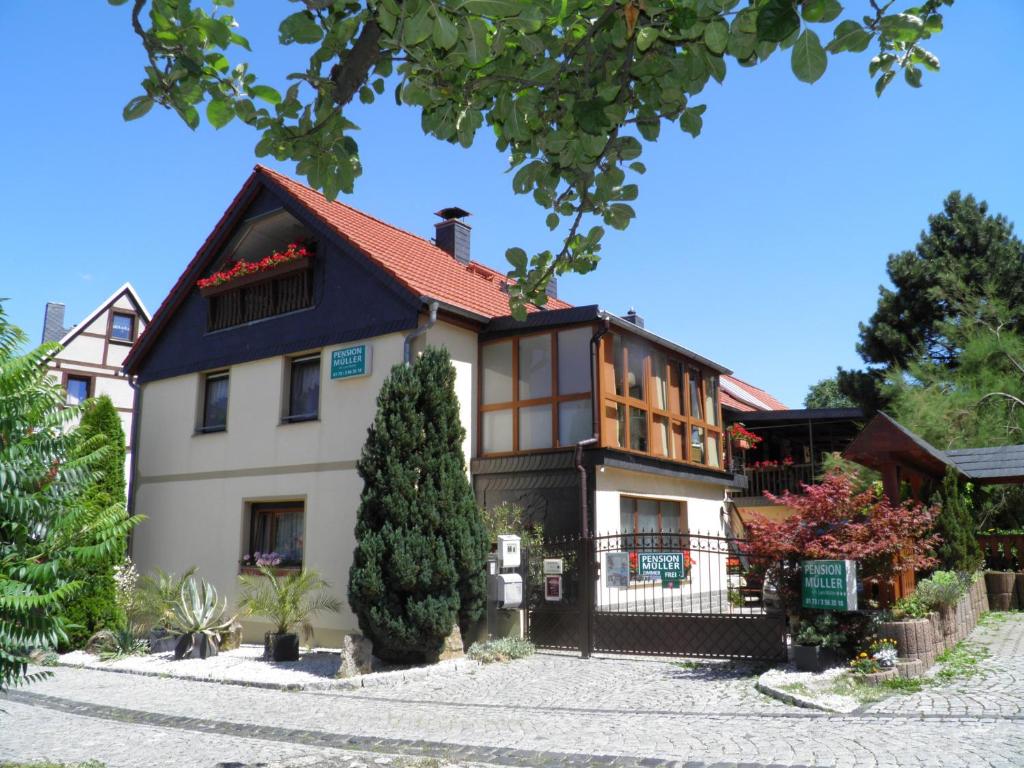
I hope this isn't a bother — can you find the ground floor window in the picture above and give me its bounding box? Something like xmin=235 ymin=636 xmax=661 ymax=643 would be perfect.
xmin=245 ymin=501 xmax=304 ymax=567
xmin=619 ymin=496 xmax=689 ymax=581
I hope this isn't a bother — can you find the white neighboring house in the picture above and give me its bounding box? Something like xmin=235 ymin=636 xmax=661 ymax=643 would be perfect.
xmin=42 ymin=283 xmax=151 ymax=487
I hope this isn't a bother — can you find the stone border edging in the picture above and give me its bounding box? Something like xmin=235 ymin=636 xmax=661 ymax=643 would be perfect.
xmin=53 ymin=654 xmax=482 ymax=692
xmin=755 ymin=672 xmax=843 ymax=714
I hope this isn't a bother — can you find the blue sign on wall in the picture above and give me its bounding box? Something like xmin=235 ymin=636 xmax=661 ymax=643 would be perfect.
xmin=331 ymin=344 xmax=372 ymax=380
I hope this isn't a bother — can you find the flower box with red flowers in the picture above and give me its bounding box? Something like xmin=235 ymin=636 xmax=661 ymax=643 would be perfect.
xmin=727 ymin=423 xmax=763 ymax=450
xmin=197 ymin=242 xmax=313 ymax=297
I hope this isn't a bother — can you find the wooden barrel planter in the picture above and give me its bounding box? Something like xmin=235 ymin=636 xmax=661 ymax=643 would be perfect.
xmin=985 ymin=571 xmax=1017 ymax=611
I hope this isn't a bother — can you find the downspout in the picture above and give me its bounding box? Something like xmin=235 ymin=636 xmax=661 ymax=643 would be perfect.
xmin=125 ymin=376 xmax=143 ymax=558
xmin=577 ymin=318 xmax=611 ymax=538
xmin=403 ymin=300 xmax=439 ymax=365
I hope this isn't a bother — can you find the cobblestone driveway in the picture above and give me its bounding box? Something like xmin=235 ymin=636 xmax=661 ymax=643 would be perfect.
xmin=4 ymin=615 xmax=1024 ymax=768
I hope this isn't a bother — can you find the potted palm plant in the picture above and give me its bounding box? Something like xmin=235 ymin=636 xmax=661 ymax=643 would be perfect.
xmin=169 ymin=576 xmax=235 ymax=659
xmin=237 ymin=565 xmax=342 ymax=662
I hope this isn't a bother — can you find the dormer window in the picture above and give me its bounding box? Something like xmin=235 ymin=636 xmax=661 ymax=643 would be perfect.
xmin=110 ymin=312 xmax=135 ymax=342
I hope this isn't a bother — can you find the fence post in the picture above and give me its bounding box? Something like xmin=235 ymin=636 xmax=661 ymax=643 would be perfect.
xmin=579 ymin=535 xmax=594 ymax=659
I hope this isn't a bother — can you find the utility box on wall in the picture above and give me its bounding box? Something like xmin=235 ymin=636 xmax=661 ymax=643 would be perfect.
xmin=497 ymin=534 xmax=521 ymax=569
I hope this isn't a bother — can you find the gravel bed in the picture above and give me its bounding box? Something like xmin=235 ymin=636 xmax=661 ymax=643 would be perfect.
xmin=59 ymin=644 xmax=479 ymax=691
xmin=757 ymin=664 xmax=863 ymax=713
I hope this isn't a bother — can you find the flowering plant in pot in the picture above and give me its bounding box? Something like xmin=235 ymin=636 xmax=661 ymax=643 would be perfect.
xmin=727 ymin=423 xmax=762 ymax=451
xmin=237 ymin=563 xmax=342 ymax=662
xmin=168 ymin=576 xmax=235 ymax=660
xmin=792 ymin=613 xmax=846 ymax=672
xmin=196 ymin=242 xmax=312 ymax=291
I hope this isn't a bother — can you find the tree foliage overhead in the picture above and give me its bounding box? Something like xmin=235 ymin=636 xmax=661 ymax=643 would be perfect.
xmin=803 ymin=376 xmax=854 ymax=409
xmin=348 ymin=347 xmax=486 ymax=662
xmin=0 ymin=308 xmax=139 ymax=691
xmin=112 ymin=0 xmax=952 ymax=315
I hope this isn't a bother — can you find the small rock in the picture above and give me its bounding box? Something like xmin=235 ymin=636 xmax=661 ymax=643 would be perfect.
xmin=427 ymin=624 xmax=464 ymax=663
xmin=336 ymin=634 xmax=374 ymax=678
xmin=219 ymin=621 xmax=244 ymax=652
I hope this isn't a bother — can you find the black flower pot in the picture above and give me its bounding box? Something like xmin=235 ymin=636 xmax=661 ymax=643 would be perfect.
xmin=148 ymin=628 xmax=177 ymax=655
xmin=792 ymin=644 xmax=837 ymax=672
xmin=174 ymin=633 xmax=218 ymax=660
xmin=270 ymin=632 xmax=300 ymax=662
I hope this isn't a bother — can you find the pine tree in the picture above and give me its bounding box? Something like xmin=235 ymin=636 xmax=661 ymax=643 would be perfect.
xmin=348 ymin=361 xmax=459 ymax=662
xmin=59 ymin=395 xmax=129 ymax=650
xmin=415 ymin=348 xmax=488 ymax=630
xmin=933 ymin=469 xmax=983 ymax=572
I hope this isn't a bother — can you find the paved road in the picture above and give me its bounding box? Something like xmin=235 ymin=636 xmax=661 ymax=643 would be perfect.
xmin=3 ymin=615 xmax=1024 ymax=768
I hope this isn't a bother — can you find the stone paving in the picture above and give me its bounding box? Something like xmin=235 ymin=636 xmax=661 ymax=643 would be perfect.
xmin=3 ymin=615 xmax=1024 ymax=768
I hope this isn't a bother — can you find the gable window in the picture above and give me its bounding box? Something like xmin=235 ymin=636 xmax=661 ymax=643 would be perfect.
xmin=65 ymin=375 xmax=91 ymax=405
xmin=110 ymin=312 xmax=135 ymax=342
xmin=600 ymin=332 xmax=724 ymax=469
xmin=285 ymin=354 xmax=320 ymax=422
xmin=200 ymin=371 xmax=229 ymax=432
xmin=246 ymin=501 xmax=304 ymax=568
xmin=479 ymin=326 xmax=593 ymax=455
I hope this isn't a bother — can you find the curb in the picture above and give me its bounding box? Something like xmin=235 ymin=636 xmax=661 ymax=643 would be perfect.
xmin=754 ymin=672 xmax=844 ymax=714
xmin=53 ymin=654 xmax=482 ymax=692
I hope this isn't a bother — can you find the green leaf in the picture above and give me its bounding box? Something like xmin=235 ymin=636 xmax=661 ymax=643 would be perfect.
xmin=206 ymin=99 xmax=234 ymax=129
xmin=875 ymin=69 xmax=895 ymax=97
xmin=251 ymin=85 xmax=281 ymax=105
xmin=432 ymin=12 xmax=459 ymax=50
xmin=404 ymin=3 xmax=434 ymax=46
xmin=904 ymin=65 xmax=922 ymax=88
xmin=122 ymin=95 xmax=154 ymax=122
xmin=545 ymin=213 xmax=559 ymax=230
xmin=801 ymin=0 xmax=842 ymax=24
xmin=462 ymin=0 xmax=527 ymax=16
xmin=463 ymin=18 xmax=490 ymax=67
xmin=574 ymin=99 xmax=611 ymax=135
xmin=827 ymin=19 xmax=871 ymax=53
xmin=636 ymin=27 xmax=659 ymax=52
xmin=757 ymin=0 xmax=800 ymax=43
xmin=181 ymin=105 xmax=200 ymax=130
xmin=791 ymin=29 xmax=827 ymax=84
xmin=680 ymin=105 xmax=705 ymax=137
xmin=880 ymin=13 xmax=924 ymax=43
xmin=279 ymin=11 xmax=323 ymax=45
xmin=505 ymin=247 xmax=528 ymax=273
xmin=924 ymin=14 xmax=943 ymax=34
xmin=703 ymin=19 xmax=729 ymax=55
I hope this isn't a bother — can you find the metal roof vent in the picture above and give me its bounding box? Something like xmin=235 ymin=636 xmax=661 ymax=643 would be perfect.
xmin=623 ymin=307 xmax=644 ymax=329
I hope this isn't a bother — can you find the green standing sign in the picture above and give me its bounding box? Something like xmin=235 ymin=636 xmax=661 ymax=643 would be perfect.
xmin=638 ymin=552 xmax=687 ymax=587
xmin=331 ymin=344 xmax=372 ymax=380
xmin=802 ymin=559 xmax=858 ymax=611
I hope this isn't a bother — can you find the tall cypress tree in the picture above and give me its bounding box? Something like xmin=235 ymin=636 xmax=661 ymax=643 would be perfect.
xmin=59 ymin=396 xmax=129 ymax=650
xmin=348 ymin=361 xmax=460 ymax=662
xmin=933 ymin=468 xmax=983 ymax=572
xmin=415 ymin=348 xmax=488 ymax=630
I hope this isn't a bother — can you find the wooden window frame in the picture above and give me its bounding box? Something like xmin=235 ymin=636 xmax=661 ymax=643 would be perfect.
xmin=63 ymin=373 xmax=93 ymax=404
xmin=599 ymin=332 xmax=725 ymax=471
xmin=619 ymin=496 xmax=690 ymax=577
xmin=244 ymin=501 xmax=305 ymax=571
xmin=107 ymin=310 xmax=138 ymax=345
xmin=477 ymin=325 xmax=594 ymax=457
xmin=283 ymin=354 xmax=321 ymax=423
xmin=198 ymin=370 xmax=229 ymax=433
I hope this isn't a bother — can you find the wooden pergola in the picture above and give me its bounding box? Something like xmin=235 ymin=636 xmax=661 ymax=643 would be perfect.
xmin=843 ymin=412 xmax=1024 ymax=603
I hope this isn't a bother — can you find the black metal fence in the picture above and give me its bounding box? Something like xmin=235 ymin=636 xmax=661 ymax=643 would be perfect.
xmin=525 ymin=531 xmax=786 ymax=661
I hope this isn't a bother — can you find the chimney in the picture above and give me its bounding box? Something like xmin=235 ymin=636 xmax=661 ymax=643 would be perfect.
xmin=434 ymin=207 xmax=472 ymax=265
xmin=623 ymin=307 xmax=644 ymax=329
xmin=41 ymin=302 xmax=68 ymax=343
xmin=545 ymin=275 xmax=558 ymax=300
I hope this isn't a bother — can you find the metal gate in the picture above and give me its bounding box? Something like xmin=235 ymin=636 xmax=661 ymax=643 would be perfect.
xmin=526 ymin=531 xmax=786 ymax=661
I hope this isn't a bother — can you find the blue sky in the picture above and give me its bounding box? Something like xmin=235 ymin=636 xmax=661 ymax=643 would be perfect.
xmin=1 ymin=2 xmax=1021 ymax=407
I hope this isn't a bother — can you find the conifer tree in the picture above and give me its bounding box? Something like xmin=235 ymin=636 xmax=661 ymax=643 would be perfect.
xmin=415 ymin=348 xmax=488 ymax=630
xmin=348 ymin=361 xmax=459 ymax=662
xmin=933 ymin=469 xmax=983 ymax=572
xmin=60 ymin=395 xmax=129 ymax=650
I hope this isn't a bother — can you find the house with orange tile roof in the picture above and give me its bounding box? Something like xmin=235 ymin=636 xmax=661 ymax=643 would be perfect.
xmin=123 ymin=165 xmax=803 ymax=647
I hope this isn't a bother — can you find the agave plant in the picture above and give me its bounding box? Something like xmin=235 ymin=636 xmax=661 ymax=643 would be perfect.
xmin=87 ymin=627 xmax=148 ymax=661
xmin=169 ymin=576 xmax=235 ymax=659
xmin=136 ymin=566 xmax=198 ymax=630
xmin=237 ymin=566 xmax=342 ymax=642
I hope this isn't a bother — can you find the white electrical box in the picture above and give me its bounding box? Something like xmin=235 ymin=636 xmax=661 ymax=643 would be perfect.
xmin=489 ymin=573 xmax=523 ymax=609
xmin=497 ymin=534 xmax=521 ymax=569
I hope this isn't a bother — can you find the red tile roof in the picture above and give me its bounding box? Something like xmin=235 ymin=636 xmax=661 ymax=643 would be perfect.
xmin=257 ymin=165 xmax=572 ymax=319
xmin=721 ymin=374 xmax=788 ymax=412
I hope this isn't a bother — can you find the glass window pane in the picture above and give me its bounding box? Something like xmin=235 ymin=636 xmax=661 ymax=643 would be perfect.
xmin=288 ymin=357 xmax=320 ymax=419
xmin=653 ymin=415 xmax=670 ymax=458
xmin=688 ymin=367 xmax=703 ymax=420
xmin=482 ymin=341 xmax=513 ymax=405
xmin=558 ymin=327 xmax=591 ymax=395
xmin=651 ymin=352 xmax=667 ymax=410
xmin=204 ymin=374 xmax=228 ymax=429
xmin=672 ymin=422 xmax=684 ymax=461
xmin=518 ymin=404 xmax=553 ymax=450
xmin=482 ymin=409 xmax=513 ymax=453
xmin=612 ymin=334 xmax=625 ymax=396
xmin=704 ymin=373 xmax=719 ymax=426
xmin=637 ymin=498 xmax=659 ymax=550
xmin=273 ymin=511 xmax=305 ymax=564
xmin=558 ymin=400 xmax=591 ymax=446
xmin=690 ymin=425 xmax=705 ymax=464
xmin=625 ymin=339 xmax=646 ymax=400
xmin=629 ymin=407 xmax=648 ymax=452
xmin=668 ymin=364 xmax=682 ymax=414
xmin=708 ymin=432 xmax=721 ymax=468
xmin=518 ymin=334 xmax=552 ymax=400
xmin=111 ymin=313 xmax=133 ymax=341
xmin=66 ymin=377 xmax=89 ymax=404
xmin=605 ymin=402 xmax=626 ymax=447
xmin=619 ymin=497 xmax=635 ymax=550
xmin=660 ymin=502 xmax=681 ymax=533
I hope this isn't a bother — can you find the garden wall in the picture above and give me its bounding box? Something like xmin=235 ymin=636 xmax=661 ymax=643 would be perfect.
xmin=877 ymin=575 xmax=988 ymax=675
